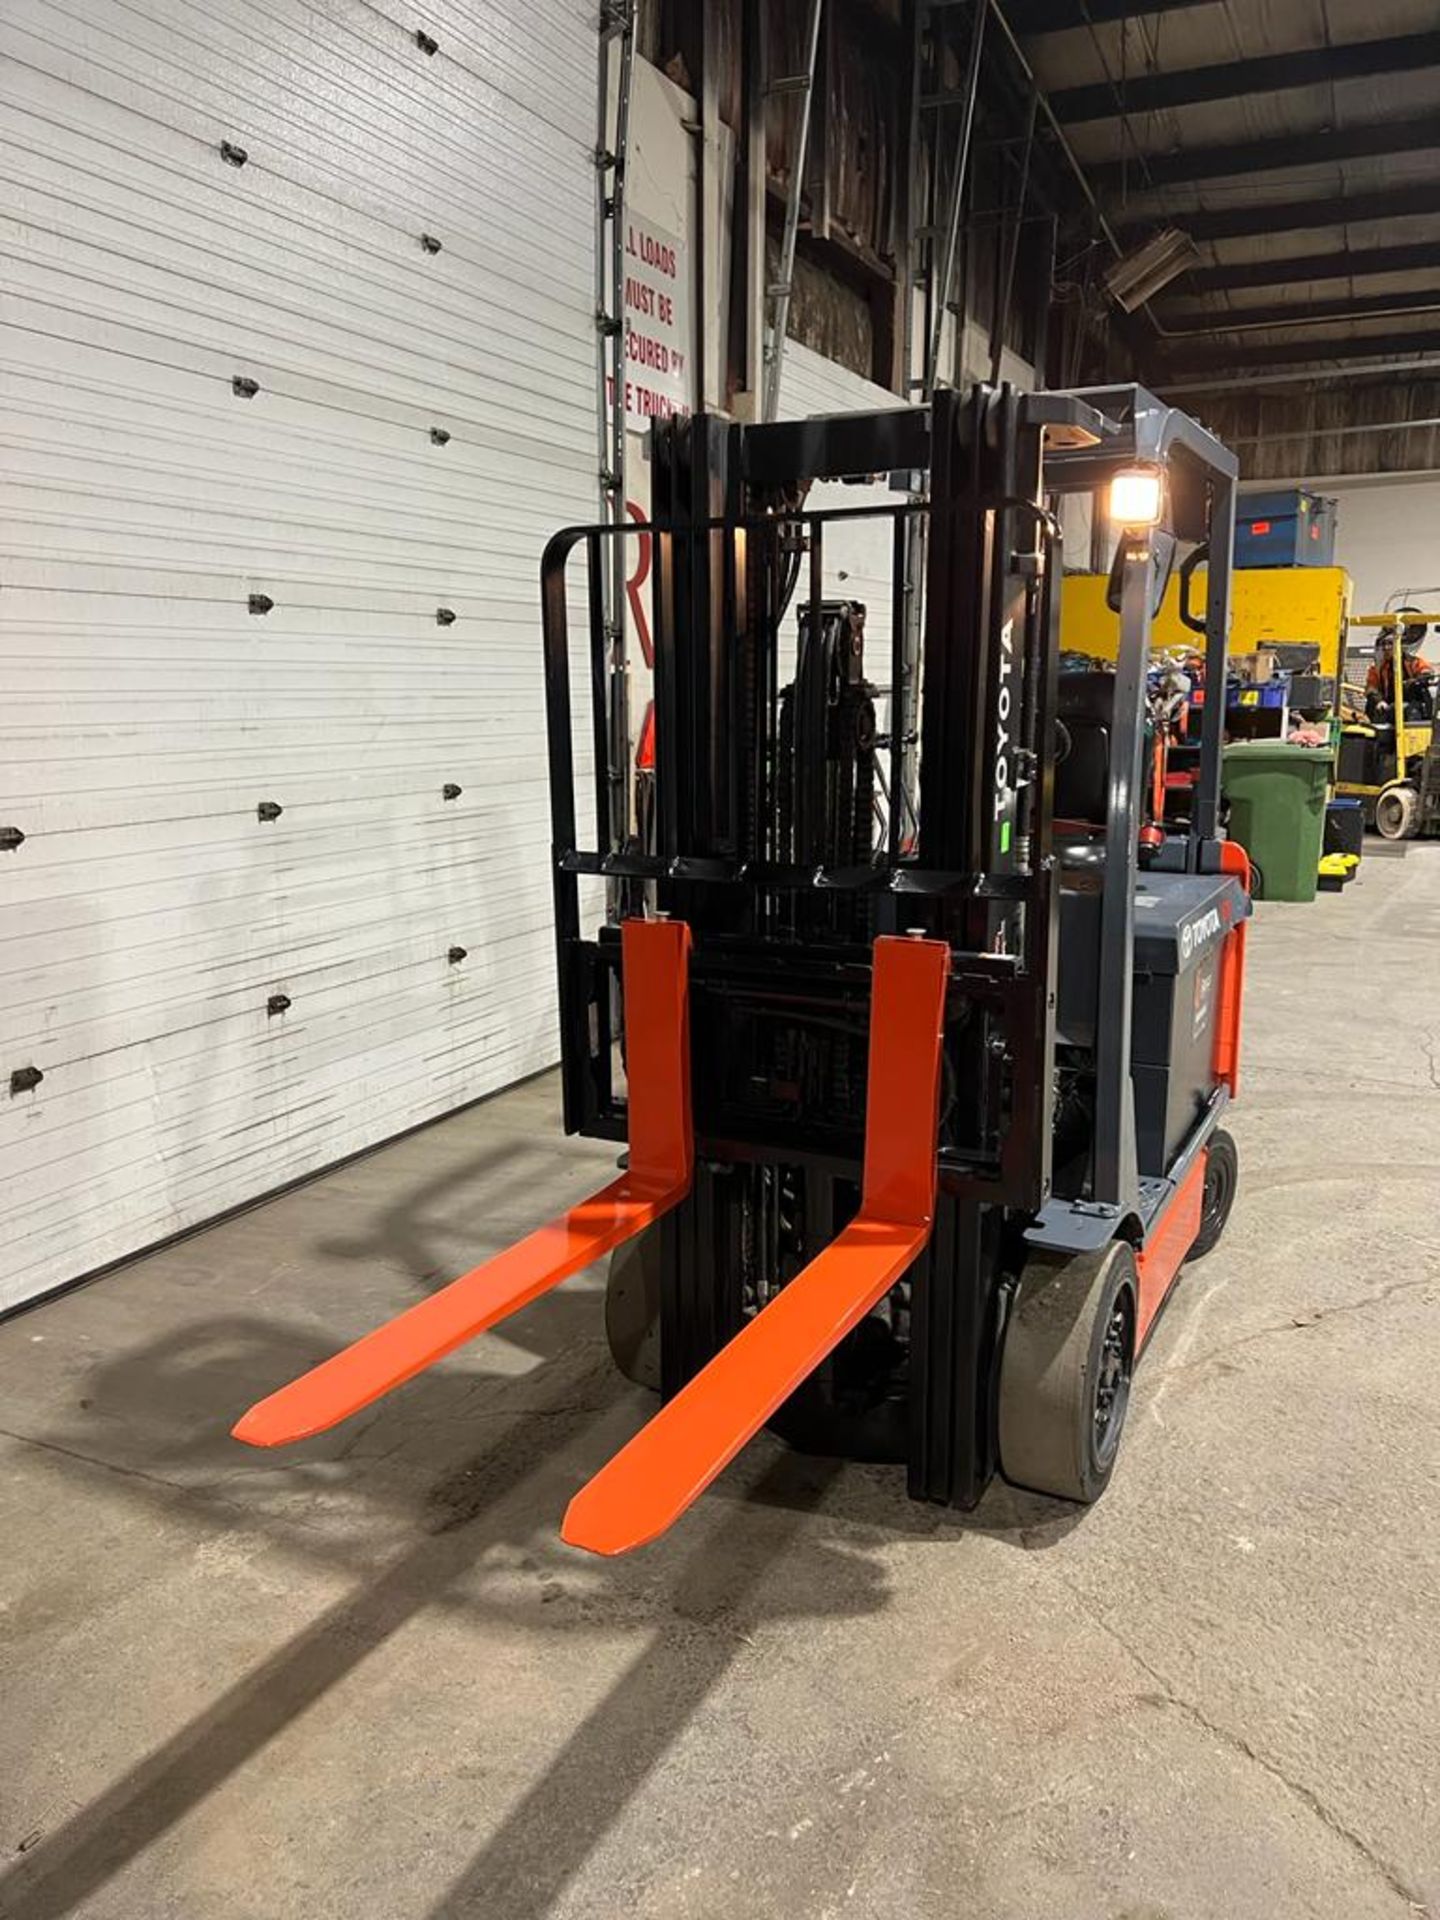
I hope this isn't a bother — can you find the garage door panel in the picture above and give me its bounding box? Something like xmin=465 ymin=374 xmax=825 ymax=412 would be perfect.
xmin=1 ymin=360 xmax=596 ymax=518
xmin=2 ymin=83 xmax=591 ymax=324
xmin=0 ymin=442 xmax=578 ymax=566
xmin=0 ymin=597 xmax=557 ymax=661
xmin=0 ymin=931 xmax=559 ymax=1154
xmin=2 ymin=93 xmax=593 ymax=322
xmin=0 ymin=398 xmax=591 ymax=531
xmin=1 ymin=0 xmax=597 ymax=1305
xmin=1 ymin=898 xmax=556 ymax=1136
xmin=3 ymin=957 xmax=561 ymax=1222
xmin=0 ymin=516 xmax=557 ymax=595
xmin=0 ymin=860 xmax=554 ymax=1006
xmin=2 ymin=861 xmax=556 ymax=1023
xmin=0 ymin=785 xmax=555 ymax=888
xmin=1 ymin=167 xmax=593 ymax=381
xmin=0 ymin=253 xmax=592 ymax=448
xmin=9 ymin=1 xmax=591 ymax=234
xmin=1 ymin=294 xmax=596 ymax=475
xmin=0 ymin=732 xmax=547 ymax=819
xmin=354 ymin=0 xmax=593 ymax=111
xmin=2 ymin=1003 xmax=560 ymax=1310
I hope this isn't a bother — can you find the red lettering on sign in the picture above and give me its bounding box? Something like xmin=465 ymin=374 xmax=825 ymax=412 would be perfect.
xmin=625 ymin=228 xmax=677 ymax=275
xmin=626 ymin=499 xmax=652 ymax=668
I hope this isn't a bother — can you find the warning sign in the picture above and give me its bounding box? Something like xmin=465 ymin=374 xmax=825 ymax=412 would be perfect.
xmin=610 ymin=215 xmax=691 ymax=432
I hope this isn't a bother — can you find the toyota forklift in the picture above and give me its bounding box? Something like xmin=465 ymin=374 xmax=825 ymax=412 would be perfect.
xmin=233 ymin=384 xmax=1250 ymax=1555
xmin=1337 ymin=611 xmax=1440 ymax=840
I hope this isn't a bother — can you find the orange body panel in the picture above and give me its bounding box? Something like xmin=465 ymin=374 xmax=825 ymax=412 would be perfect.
xmin=1135 ymin=1149 xmax=1207 ymax=1347
xmin=232 ymin=917 xmax=693 ymax=1449
xmin=561 ymin=934 xmax=950 ymax=1557
xmin=1213 ymin=840 xmax=1251 ymax=1098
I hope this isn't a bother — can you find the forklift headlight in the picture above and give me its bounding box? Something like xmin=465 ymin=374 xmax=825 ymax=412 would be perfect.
xmin=1110 ymin=469 xmax=1163 ymax=528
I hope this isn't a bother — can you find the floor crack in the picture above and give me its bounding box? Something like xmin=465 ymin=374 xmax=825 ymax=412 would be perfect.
xmin=1161 ymin=1275 xmax=1436 ymax=1378
xmin=1143 ymin=1691 xmax=1428 ymax=1915
xmin=1068 ymin=1588 xmax=1428 ymax=1914
xmin=0 ymin=1424 xmax=252 ymax=1520
xmin=1422 ymin=1028 xmax=1440 ymax=1094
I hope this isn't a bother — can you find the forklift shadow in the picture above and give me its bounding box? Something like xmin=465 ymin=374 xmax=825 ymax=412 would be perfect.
xmin=423 ymin=1451 xmax=876 ymax=1920
xmin=305 ymin=1130 xmax=556 ymax=1295
xmin=6 ymin=1344 xmax=888 ymax=1920
xmin=36 ymin=1280 xmax=612 ymax=1503
xmin=53 ymin=1292 xmax=1085 ymax=1564
xmin=734 ymin=1451 xmax=1089 ymax=1553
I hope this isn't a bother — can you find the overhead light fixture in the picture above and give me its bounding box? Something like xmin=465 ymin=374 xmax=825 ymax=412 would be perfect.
xmin=1103 ymin=227 xmax=1200 ymax=313
xmin=1110 ymin=469 xmax=1164 ymax=528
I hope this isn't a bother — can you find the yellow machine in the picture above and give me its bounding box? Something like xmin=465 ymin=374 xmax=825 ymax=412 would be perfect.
xmin=1061 ymin=564 xmax=1351 ymax=679
xmin=1336 ymin=613 xmax=1440 ymax=839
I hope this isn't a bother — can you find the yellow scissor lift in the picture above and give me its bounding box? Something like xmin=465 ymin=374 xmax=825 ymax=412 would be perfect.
xmin=1337 ymin=614 xmax=1440 ymax=841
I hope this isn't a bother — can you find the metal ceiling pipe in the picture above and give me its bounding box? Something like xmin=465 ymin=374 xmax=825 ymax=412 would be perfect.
xmin=1152 ymin=296 xmax=1440 ymax=339
xmin=1161 ymin=354 xmax=1440 ymax=394
xmin=1227 ymin=416 xmax=1440 ymax=445
xmin=924 ymin=0 xmax=988 ymax=397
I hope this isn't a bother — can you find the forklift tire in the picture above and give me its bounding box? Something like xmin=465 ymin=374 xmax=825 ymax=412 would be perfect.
xmin=998 ymin=1240 xmax=1137 ymax=1504
xmin=1374 ymin=783 xmax=1420 ymax=841
xmin=604 ymin=1231 xmax=661 ymax=1393
xmin=1185 ymin=1128 xmax=1238 ymax=1262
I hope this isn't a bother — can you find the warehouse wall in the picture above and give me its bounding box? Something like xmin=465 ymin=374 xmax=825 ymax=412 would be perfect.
xmin=0 ymin=0 xmax=598 ymax=1309
xmin=1324 ymin=478 xmax=1440 ymax=622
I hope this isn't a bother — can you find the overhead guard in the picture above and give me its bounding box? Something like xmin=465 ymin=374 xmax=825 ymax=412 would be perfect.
xmin=232 ymin=917 xmax=693 ymax=1448
xmin=561 ymin=934 xmax=950 ymax=1557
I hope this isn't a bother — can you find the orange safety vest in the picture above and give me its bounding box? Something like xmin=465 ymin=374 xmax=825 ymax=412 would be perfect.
xmin=1366 ymin=651 xmax=1431 ymax=699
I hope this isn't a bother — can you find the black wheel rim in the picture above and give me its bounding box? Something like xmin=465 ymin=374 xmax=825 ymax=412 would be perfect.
xmin=1092 ymin=1289 xmax=1134 ymax=1469
xmin=1201 ymin=1150 xmax=1233 ymax=1243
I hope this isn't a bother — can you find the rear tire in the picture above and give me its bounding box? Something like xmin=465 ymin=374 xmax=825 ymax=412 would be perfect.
xmin=1375 ymin=783 xmax=1419 ymax=841
xmin=1187 ymin=1128 xmax=1238 ymax=1261
xmin=998 ymin=1240 xmax=1137 ymax=1504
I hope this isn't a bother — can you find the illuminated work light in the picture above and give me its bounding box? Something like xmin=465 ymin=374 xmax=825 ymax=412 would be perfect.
xmin=1110 ymin=469 xmax=1163 ymax=528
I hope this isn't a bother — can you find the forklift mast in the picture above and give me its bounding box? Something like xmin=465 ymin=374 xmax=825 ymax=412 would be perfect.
xmin=544 ymin=386 xmax=1236 ymax=1211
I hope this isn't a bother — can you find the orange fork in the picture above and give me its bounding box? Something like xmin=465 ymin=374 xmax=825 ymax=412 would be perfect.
xmin=562 ymin=933 xmax=950 ymax=1557
xmin=232 ymin=917 xmax=693 ymax=1448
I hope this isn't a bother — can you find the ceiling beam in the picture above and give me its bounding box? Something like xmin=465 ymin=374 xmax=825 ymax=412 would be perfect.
xmin=1157 ymin=327 xmax=1440 ymax=377
xmin=1118 ymin=180 xmax=1440 ymax=243
xmin=1091 ymin=113 xmax=1440 ymax=191
xmin=1051 ymin=30 xmax=1440 ymax=123
xmin=1181 ymin=240 xmax=1440 ymax=294
xmin=1002 ymin=0 xmax=1213 ymax=29
xmin=1160 ymin=287 xmax=1440 ymax=334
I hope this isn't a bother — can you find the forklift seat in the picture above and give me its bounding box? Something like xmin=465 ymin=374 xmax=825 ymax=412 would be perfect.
xmin=1055 ymin=671 xmax=1116 ymax=828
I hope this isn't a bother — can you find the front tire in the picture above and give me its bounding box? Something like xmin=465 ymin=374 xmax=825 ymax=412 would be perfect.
xmin=998 ymin=1240 xmax=1137 ymax=1504
xmin=1187 ymin=1128 xmax=1238 ymax=1261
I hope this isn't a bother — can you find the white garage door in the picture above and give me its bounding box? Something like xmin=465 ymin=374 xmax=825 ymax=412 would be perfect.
xmin=0 ymin=0 xmax=598 ymax=1309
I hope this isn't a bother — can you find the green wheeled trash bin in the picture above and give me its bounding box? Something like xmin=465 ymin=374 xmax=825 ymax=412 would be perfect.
xmin=1222 ymin=741 xmax=1333 ymax=902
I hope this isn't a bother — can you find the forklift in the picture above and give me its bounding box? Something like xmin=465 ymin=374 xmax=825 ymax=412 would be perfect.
xmin=1337 ymin=612 xmax=1440 ymax=840
xmin=233 ymin=384 xmax=1251 ymax=1556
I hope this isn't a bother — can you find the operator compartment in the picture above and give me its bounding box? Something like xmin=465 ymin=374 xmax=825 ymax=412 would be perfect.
xmin=1052 ymin=666 xmax=1247 ymax=1176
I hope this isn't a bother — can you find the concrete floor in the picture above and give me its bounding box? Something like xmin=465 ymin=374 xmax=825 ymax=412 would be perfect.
xmin=3 ymin=849 xmax=1438 ymax=1920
